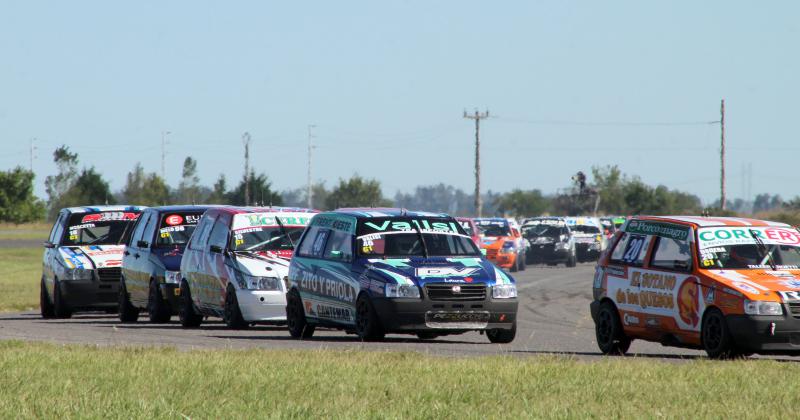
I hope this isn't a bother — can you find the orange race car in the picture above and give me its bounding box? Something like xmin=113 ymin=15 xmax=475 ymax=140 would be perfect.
xmin=591 ymin=215 xmax=800 ymax=358
xmin=474 ymin=218 xmax=526 ymax=272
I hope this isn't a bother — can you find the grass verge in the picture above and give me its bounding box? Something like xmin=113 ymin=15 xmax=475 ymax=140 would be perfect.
xmin=0 ymin=247 xmax=41 ymax=312
xmin=0 ymin=340 xmax=798 ymax=418
xmin=0 ymin=223 xmax=50 ymax=241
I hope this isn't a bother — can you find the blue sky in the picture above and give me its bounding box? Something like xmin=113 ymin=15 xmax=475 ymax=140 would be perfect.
xmin=1 ymin=1 xmax=797 ymax=204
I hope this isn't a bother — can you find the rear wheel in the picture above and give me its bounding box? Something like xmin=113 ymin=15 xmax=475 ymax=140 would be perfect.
xmin=147 ymin=280 xmax=171 ymax=323
xmin=416 ymin=332 xmax=439 ymax=340
xmin=595 ymin=301 xmax=631 ymax=355
xmin=566 ymin=252 xmax=577 ymax=268
xmin=286 ymin=288 xmax=314 ymax=339
xmin=40 ymin=279 xmax=55 ymax=319
xmin=53 ymin=279 xmax=72 ymax=319
xmin=487 ymin=321 xmax=516 ymax=343
xmin=118 ymin=278 xmax=140 ymax=323
xmin=355 ymin=294 xmax=385 ymax=341
xmin=178 ymin=280 xmax=203 ymax=328
xmin=702 ymin=308 xmax=736 ymax=359
xmin=223 ymin=285 xmax=248 ymax=329
xmin=519 ymin=253 xmax=526 ymax=271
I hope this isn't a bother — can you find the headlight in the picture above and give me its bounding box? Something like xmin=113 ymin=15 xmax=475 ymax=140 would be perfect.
xmin=164 ymin=271 xmax=181 ymax=284
xmin=66 ymin=268 xmax=93 ymax=281
xmin=385 ymin=283 xmax=420 ymax=298
xmin=500 ymin=242 xmax=515 ymax=253
xmin=744 ymin=300 xmax=782 ymax=316
xmin=554 ymin=241 xmax=570 ymax=250
xmin=243 ymin=274 xmax=281 ymax=291
xmin=492 ymin=284 xmax=517 ymax=299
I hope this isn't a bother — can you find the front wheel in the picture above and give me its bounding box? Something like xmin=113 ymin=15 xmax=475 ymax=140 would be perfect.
xmin=147 ymin=280 xmax=171 ymax=323
xmin=487 ymin=321 xmax=516 ymax=343
xmin=702 ymin=308 xmax=736 ymax=359
xmin=40 ymin=279 xmax=55 ymax=319
xmin=118 ymin=279 xmax=140 ymax=323
xmin=566 ymin=252 xmax=577 ymax=268
xmin=355 ymin=294 xmax=385 ymax=341
xmin=286 ymin=289 xmax=315 ymax=339
xmin=223 ymin=285 xmax=248 ymax=329
xmin=178 ymin=280 xmax=203 ymax=328
xmin=595 ymin=301 xmax=631 ymax=355
xmin=519 ymin=253 xmax=526 ymax=271
xmin=53 ymin=279 xmax=72 ymax=319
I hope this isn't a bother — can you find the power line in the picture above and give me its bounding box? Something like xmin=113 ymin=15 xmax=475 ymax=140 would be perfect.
xmin=463 ymin=109 xmax=490 ymax=217
xmin=29 ymin=137 xmax=37 ymax=172
xmin=496 ymin=117 xmax=719 ymax=127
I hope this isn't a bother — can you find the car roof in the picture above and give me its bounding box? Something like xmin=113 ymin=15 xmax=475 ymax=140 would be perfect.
xmin=474 ymin=217 xmax=508 ymax=222
xmin=145 ymin=204 xmax=225 ymax=213
xmin=63 ymin=205 xmax=146 ymax=214
xmin=332 ymin=208 xmax=451 ymax=218
xmin=632 ymin=215 xmax=791 ymax=228
xmin=216 ymin=206 xmax=319 ymax=216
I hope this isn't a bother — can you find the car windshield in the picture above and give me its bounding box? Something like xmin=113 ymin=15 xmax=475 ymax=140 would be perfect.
xmin=477 ymin=222 xmax=510 ymax=237
xmin=356 ymin=217 xmax=480 ymax=257
xmin=231 ymin=226 xmax=305 ymax=252
xmin=698 ymin=226 xmax=800 ymax=269
xmin=62 ymin=211 xmax=141 ymax=246
xmin=458 ymin=221 xmax=475 ymax=236
xmin=572 ymin=225 xmax=601 ymax=234
xmin=156 ymin=212 xmax=203 ymax=248
xmin=523 ymin=225 xmax=562 ymax=238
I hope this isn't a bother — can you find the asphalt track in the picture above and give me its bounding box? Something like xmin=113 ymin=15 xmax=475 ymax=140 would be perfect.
xmin=2 ymin=263 xmax=737 ymax=360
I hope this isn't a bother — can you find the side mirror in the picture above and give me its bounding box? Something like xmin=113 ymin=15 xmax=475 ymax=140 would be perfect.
xmin=43 ymin=241 xmax=55 ymax=248
xmin=209 ymin=245 xmax=223 ymax=254
xmin=137 ymin=240 xmax=150 ymax=248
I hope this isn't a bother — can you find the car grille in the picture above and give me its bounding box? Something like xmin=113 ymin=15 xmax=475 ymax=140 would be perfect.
xmin=425 ymin=283 xmax=486 ymax=301
xmin=97 ymin=267 xmax=122 ymax=283
xmin=788 ymin=302 xmax=800 ymax=318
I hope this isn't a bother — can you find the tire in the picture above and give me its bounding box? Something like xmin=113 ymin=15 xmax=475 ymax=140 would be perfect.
xmin=355 ymin=294 xmax=385 ymax=341
xmin=416 ymin=332 xmax=439 ymax=340
xmin=510 ymin=256 xmax=519 ymax=272
xmin=702 ymin=308 xmax=736 ymax=359
xmin=595 ymin=301 xmax=631 ymax=355
xmin=286 ymin=288 xmax=315 ymax=339
xmin=566 ymin=252 xmax=577 ymax=268
xmin=223 ymin=285 xmax=248 ymax=329
xmin=519 ymin=253 xmax=526 ymax=271
xmin=147 ymin=280 xmax=171 ymax=323
xmin=487 ymin=321 xmax=517 ymax=344
xmin=40 ymin=279 xmax=55 ymax=319
xmin=53 ymin=279 xmax=72 ymax=319
xmin=118 ymin=279 xmax=140 ymax=323
xmin=178 ymin=280 xmax=203 ymax=328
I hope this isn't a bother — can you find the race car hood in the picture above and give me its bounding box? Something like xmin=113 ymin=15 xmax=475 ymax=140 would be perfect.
xmin=704 ymin=269 xmax=800 ymax=301
xmin=363 ymin=257 xmax=514 ymax=286
xmin=232 ymin=251 xmax=291 ymax=278
xmin=481 ymin=236 xmax=512 ymax=249
xmin=153 ymin=246 xmax=186 ymax=271
xmin=59 ymin=245 xmax=125 ymax=269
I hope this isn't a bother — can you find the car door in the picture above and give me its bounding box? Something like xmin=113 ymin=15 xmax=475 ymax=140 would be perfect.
xmin=646 ymin=227 xmax=700 ymax=333
xmin=43 ymin=211 xmax=68 ymax=295
xmin=315 ymin=227 xmax=358 ymax=326
xmin=129 ymin=212 xmax=158 ymax=303
xmin=203 ymin=217 xmax=232 ymax=311
xmin=122 ymin=210 xmax=150 ymax=303
xmin=603 ymin=228 xmax=653 ymax=332
xmin=183 ymin=213 xmax=214 ymax=310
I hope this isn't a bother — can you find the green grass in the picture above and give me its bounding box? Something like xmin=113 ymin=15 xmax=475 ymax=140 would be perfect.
xmin=0 ymin=340 xmax=798 ymax=419
xmin=0 ymin=247 xmax=41 ymax=312
xmin=0 ymin=222 xmax=50 ymax=241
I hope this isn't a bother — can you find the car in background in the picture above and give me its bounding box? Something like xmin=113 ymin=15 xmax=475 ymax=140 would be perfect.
xmin=521 ymin=217 xmax=577 ymax=267
xmin=591 ymin=215 xmax=800 ymax=358
xmin=566 ymin=217 xmax=607 ymax=262
xmin=286 ymin=208 xmax=518 ymax=343
xmin=40 ymin=206 xmax=144 ymax=318
xmin=118 ymin=205 xmax=221 ymax=323
xmin=178 ymin=206 xmax=317 ymax=328
xmin=474 ymin=217 xmax=526 ymax=272
xmin=456 ymin=217 xmax=481 ymax=247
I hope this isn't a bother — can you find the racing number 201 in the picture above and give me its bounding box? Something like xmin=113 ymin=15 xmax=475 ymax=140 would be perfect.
xmin=622 ymin=234 xmax=646 ymax=263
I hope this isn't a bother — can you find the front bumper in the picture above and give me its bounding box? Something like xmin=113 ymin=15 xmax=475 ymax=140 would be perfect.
xmin=487 ymin=252 xmax=517 ymax=268
xmin=526 ymin=244 xmax=570 ymax=263
xmin=727 ymin=312 xmax=800 ymax=354
xmin=576 ymin=244 xmax=600 ymax=260
xmin=371 ymin=297 xmax=518 ymax=333
xmin=236 ymin=289 xmax=287 ymax=323
xmin=59 ymin=279 xmax=118 ymax=310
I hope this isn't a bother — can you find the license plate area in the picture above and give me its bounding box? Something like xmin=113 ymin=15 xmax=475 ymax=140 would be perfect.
xmin=425 ymin=311 xmax=490 ymax=329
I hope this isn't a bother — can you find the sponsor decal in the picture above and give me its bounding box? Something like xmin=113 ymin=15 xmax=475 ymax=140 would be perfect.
xmin=732 ymin=281 xmax=759 ymax=295
xmin=615 ymin=271 xmax=677 ymax=309
xmin=298 ymin=271 xmax=356 ymax=303
xmin=645 ymin=317 xmax=660 ymax=327
xmin=314 ymin=216 xmax=354 ymax=233
xmin=234 ymin=213 xmax=312 ymax=230
xmin=778 ymin=291 xmax=800 ymax=302
xmin=315 ymin=303 xmax=352 ymax=321
xmin=606 ymin=266 xmax=626 ymax=278
xmin=165 ymin=214 xmax=183 ymax=226
xmin=677 ymin=278 xmax=700 ymax=327
xmin=622 ymin=313 xmax=640 ymax=326
xmin=626 ymin=220 xmax=689 ymax=241
xmin=361 ymin=219 xmax=460 ymax=234
xmin=781 ymin=280 xmax=800 ymax=289
xmin=698 ymin=227 xmax=800 ymax=249
xmin=415 ymin=267 xmax=479 ymax=278
xmin=81 ymin=212 xmax=139 ymax=223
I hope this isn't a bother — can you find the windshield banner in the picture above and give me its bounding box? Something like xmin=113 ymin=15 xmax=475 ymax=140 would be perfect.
xmin=626 ymin=220 xmax=689 ymax=241
xmin=698 ymin=227 xmax=800 ymax=249
xmin=232 ymin=213 xmax=313 ymax=231
xmin=358 ymin=218 xmax=461 ymax=236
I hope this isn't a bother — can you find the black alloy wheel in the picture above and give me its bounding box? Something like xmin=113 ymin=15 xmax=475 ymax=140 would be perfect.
xmin=53 ymin=279 xmax=72 ymax=319
xmin=178 ymin=280 xmax=203 ymax=328
xmin=286 ymin=288 xmax=315 ymax=339
xmin=223 ymin=285 xmax=248 ymax=329
xmin=595 ymin=301 xmax=631 ymax=355
xmin=702 ymin=308 xmax=737 ymax=359
xmin=487 ymin=321 xmax=517 ymax=344
xmin=355 ymin=294 xmax=385 ymax=341
xmin=147 ymin=280 xmax=171 ymax=323
xmin=40 ymin=279 xmax=55 ymax=319
xmin=118 ymin=278 xmax=140 ymax=323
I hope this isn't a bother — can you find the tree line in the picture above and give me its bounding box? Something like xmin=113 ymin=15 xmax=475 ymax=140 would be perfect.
xmin=0 ymin=145 xmax=794 ymax=223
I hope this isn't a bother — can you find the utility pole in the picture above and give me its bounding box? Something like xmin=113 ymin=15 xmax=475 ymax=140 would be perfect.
xmin=720 ymin=99 xmax=726 ymax=210
xmin=307 ymin=125 xmax=316 ymax=209
xmin=161 ymin=131 xmax=171 ymax=181
xmin=463 ymin=109 xmax=490 ymax=217
xmin=29 ymin=138 xmax=37 ymax=171
xmin=242 ymin=132 xmax=251 ymax=206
